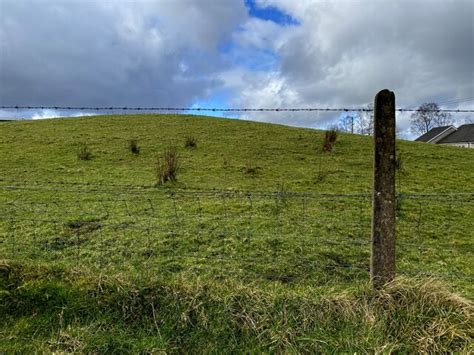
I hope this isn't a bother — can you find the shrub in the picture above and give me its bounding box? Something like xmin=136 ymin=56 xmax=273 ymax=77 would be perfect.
xmin=156 ymin=147 xmax=179 ymax=185
xmin=322 ymin=129 xmax=338 ymax=152
xmin=184 ymin=136 xmax=197 ymax=149
xmin=77 ymin=145 xmax=92 ymax=160
xmin=129 ymin=139 xmax=140 ymax=155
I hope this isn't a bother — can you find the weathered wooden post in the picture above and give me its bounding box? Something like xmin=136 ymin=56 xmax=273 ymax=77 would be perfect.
xmin=371 ymin=89 xmax=396 ymax=289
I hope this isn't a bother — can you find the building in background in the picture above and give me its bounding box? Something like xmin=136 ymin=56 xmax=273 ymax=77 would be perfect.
xmin=415 ymin=124 xmax=474 ymax=148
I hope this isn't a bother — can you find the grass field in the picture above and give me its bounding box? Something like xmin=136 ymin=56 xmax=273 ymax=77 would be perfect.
xmin=1 ymin=114 xmax=473 ymax=352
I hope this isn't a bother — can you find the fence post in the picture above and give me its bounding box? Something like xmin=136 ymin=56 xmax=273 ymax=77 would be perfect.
xmin=371 ymin=89 xmax=396 ymax=289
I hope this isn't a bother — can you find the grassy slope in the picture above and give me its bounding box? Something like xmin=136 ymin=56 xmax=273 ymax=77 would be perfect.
xmin=1 ymin=114 xmax=473 ymax=353
xmin=1 ymin=114 xmax=472 ymax=192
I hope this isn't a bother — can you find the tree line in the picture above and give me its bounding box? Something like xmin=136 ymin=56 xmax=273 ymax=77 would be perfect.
xmin=334 ymin=102 xmax=458 ymax=137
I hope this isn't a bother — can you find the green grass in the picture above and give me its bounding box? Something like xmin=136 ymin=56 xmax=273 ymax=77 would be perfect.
xmin=0 ymin=114 xmax=473 ymax=352
xmin=1 ymin=114 xmax=472 ymax=192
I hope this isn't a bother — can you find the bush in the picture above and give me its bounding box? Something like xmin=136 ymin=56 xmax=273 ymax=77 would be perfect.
xmin=77 ymin=145 xmax=92 ymax=160
xmin=184 ymin=136 xmax=197 ymax=149
xmin=322 ymin=129 xmax=338 ymax=152
xmin=129 ymin=139 xmax=140 ymax=155
xmin=156 ymin=147 xmax=179 ymax=185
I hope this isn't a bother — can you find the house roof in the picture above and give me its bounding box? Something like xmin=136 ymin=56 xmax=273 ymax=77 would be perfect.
xmin=438 ymin=123 xmax=474 ymax=143
xmin=415 ymin=126 xmax=454 ymax=142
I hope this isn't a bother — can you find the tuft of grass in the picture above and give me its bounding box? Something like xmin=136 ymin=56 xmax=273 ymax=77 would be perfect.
xmin=77 ymin=145 xmax=92 ymax=160
xmin=156 ymin=147 xmax=179 ymax=185
xmin=129 ymin=139 xmax=140 ymax=155
xmin=322 ymin=129 xmax=338 ymax=152
xmin=184 ymin=136 xmax=197 ymax=149
xmin=242 ymin=160 xmax=261 ymax=176
xmin=223 ymin=157 xmax=231 ymax=169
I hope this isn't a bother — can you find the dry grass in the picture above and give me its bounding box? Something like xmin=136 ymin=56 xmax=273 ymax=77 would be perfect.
xmin=322 ymin=129 xmax=338 ymax=152
xmin=77 ymin=145 xmax=92 ymax=160
xmin=242 ymin=160 xmax=261 ymax=176
xmin=155 ymin=147 xmax=179 ymax=185
xmin=184 ymin=136 xmax=198 ymax=149
xmin=1 ymin=262 xmax=472 ymax=353
xmin=129 ymin=139 xmax=140 ymax=154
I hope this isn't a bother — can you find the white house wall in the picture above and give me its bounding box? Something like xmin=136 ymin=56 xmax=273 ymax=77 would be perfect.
xmin=440 ymin=142 xmax=474 ymax=148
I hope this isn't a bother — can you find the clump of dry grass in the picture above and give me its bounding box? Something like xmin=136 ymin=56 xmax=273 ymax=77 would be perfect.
xmin=77 ymin=144 xmax=92 ymax=160
xmin=184 ymin=136 xmax=198 ymax=149
xmin=322 ymin=129 xmax=338 ymax=152
xmin=129 ymin=139 xmax=140 ymax=155
xmin=156 ymin=147 xmax=179 ymax=185
xmin=242 ymin=161 xmax=261 ymax=176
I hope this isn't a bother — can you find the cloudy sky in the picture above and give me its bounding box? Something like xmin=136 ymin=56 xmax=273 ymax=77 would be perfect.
xmin=0 ymin=0 xmax=473 ymax=137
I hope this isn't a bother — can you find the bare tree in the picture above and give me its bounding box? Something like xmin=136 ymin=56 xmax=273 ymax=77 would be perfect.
xmin=335 ymin=104 xmax=373 ymax=135
xmin=410 ymin=102 xmax=453 ymax=135
xmin=337 ymin=113 xmax=357 ymax=133
xmin=356 ymin=103 xmax=374 ymax=135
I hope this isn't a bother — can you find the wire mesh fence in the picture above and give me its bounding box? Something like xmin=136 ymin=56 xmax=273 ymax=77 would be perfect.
xmin=1 ymin=184 xmax=473 ymax=287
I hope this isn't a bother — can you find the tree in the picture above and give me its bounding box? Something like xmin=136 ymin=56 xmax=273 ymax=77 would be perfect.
xmin=410 ymin=103 xmax=453 ymax=136
xmin=335 ymin=104 xmax=373 ymax=135
xmin=356 ymin=103 xmax=374 ymax=135
xmin=337 ymin=113 xmax=357 ymax=133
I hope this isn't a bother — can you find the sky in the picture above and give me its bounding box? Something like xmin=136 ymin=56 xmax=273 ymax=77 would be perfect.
xmin=0 ymin=0 xmax=473 ymax=138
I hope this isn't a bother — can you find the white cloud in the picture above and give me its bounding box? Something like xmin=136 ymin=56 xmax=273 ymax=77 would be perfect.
xmin=0 ymin=0 xmax=247 ymax=108
xmin=31 ymin=110 xmax=93 ymax=120
xmin=0 ymin=0 xmax=472 ymax=137
xmin=228 ymin=0 xmax=474 ymax=133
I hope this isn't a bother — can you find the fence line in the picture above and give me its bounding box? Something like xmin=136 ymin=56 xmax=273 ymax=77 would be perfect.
xmin=1 ymin=185 xmax=472 ymax=285
xmin=1 ymin=180 xmax=473 ymax=198
xmin=1 ymin=105 xmax=473 ymax=113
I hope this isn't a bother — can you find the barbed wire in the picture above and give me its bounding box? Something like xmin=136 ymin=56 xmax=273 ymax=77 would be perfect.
xmin=1 ymin=182 xmax=472 ymax=199
xmin=3 ymin=215 xmax=472 ymax=281
xmin=1 ymin=105 xmax=473 ymax=113
xmin=2 ymin=184 xmax=472 ymax=284
xmin=1 ymin=177 xmax=473 ymax=197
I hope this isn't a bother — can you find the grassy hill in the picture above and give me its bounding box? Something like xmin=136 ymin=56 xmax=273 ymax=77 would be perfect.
xmin=1 ymin=114 xmax=473 ymax=192
xmin=1 ymin=114 xmax=473 ymax=353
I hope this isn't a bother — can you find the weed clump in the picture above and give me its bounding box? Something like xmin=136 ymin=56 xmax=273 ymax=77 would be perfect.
xmin=322 ymin=129 xmax=338 ymax=152
xmin=242 ymin=161 xmax=261 ymax=176
xmin=129 ymin=139 xmax=140 ymax=155
xmin=77 ymin=145 xmax=92 ymax=160
xmin=223 ymin=157 xmax=230 ymax=169
xmin=184 ymin=136 xmax=197 ymax=149
xmin=156 ymin=147 xmax=179 ymax=185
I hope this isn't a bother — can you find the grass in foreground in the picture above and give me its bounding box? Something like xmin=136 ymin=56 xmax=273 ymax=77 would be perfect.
xmin=1 ymin=261 xmax=472 ymax=353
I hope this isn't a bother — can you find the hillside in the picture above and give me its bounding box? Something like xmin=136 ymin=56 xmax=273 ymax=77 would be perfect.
xmin=0 ymin=114 xmax=473 ymax=192
xmin=1 ymin=114 xmax=473 ymax=353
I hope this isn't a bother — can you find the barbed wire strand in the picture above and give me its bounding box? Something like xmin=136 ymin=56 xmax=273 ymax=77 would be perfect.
xmin=1 ymin=181 xmax=473 ymax=199
xmin=1 ymin=105 xmax=473 ymax=113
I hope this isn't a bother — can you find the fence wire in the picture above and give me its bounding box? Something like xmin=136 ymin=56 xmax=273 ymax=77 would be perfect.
xmin=1 ymin=105 xmax=473 ymax=113
xmin=1 ymin=184 xmax=472 ymax=287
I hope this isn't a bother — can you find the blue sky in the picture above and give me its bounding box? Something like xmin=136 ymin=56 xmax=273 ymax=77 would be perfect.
xmin=0 ymin=0 xmax=472 ymax=138
xmin=204 ymin=0 xmax=300 ymax=111
xmin=245 ymin=0 xmax=299 ymax=26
